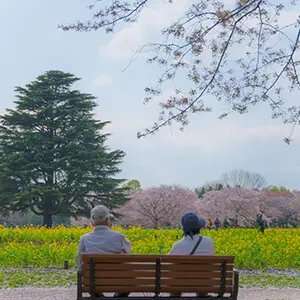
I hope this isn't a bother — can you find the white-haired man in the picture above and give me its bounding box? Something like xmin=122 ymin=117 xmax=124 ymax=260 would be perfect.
xmin=76 ymin=205 xmax=131 ymax=297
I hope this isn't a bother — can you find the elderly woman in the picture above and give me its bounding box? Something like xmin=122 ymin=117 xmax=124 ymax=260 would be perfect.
xmin=168 ymin=212 xmax=215 ymax=298
xmin=168 ymin=212 xmax=215 ymax=255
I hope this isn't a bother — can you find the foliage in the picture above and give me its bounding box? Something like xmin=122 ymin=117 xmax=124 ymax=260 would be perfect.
xmin=119 ymin=185 xmax=199 ymax=228
xmin=0 ymin=226 xmax=299 ymax=270
xmin=195 ymin=181 xmax=224 ymax=198
xmin=0 ymin=70 xmax=126 ymax=227
xmin=267 ymin=186 xmax=292 ymax=193
xmin=123 ymin=179 xmax=142 ymax=195
xmin=61 ymin=1 xmax=300 ymax=142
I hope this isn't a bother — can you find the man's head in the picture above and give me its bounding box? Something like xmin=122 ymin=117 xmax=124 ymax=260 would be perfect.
xmin=90 ymin=205 xmax=110 ymax=226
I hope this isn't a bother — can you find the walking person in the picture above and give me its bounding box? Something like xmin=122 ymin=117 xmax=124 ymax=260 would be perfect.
xmin=223 ymin=218 xmax=230 ymax=228
xmin=256 ymin=214 xmax=265 ymax=233
xmin=214 ymin=218 xmax=221 ymax=230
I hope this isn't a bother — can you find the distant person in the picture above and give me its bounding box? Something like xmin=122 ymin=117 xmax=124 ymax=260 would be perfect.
xmin=76 ymin=205 xmax=131 ymax=298
xmin=214 ymin=218 xmax=221 ymax=230
xmin=230 ymin=218 xmax=238 ymax=228
xmin=223 ymin=218 xmax=230 ymax=228
xmin=206 ymin=218 xmax=212 ymax=229
xmin=256 ymin=214 xmax=265 ymax=233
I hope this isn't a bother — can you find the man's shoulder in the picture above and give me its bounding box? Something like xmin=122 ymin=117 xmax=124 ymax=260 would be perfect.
xmin=109 ymin=229 xmax=126 ymax=238
xmin=82 ymin=227 xmax=126 ymax=240
xmin=81 ymin=231 xmax=92 ymax=239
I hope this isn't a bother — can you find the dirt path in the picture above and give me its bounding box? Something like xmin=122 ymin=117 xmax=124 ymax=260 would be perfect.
xmin=0 ymin=287 xmax=299 ymax=300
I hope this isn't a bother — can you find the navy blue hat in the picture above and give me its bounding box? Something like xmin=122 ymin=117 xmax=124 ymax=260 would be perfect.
xmin=181 ymin=213 xmax=201 ymax=233
xmin=199 ymin=217 xmax=206 ymax=229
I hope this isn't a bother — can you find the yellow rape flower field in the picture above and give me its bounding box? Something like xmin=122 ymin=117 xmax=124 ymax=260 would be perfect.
xmin=0 ymin=226 xmax=299 ymax=270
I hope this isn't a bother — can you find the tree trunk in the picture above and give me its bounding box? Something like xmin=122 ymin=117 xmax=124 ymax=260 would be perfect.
xmin=43 ymin=213 xmax=53 ymax=227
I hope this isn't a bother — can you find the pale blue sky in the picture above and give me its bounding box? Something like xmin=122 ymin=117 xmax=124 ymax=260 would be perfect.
xmin=0 ymin=0 xmax=299 ymax=190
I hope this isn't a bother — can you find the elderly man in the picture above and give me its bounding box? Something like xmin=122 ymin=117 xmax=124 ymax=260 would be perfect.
xmin=76 ymin=205 xmax=131 ymax=298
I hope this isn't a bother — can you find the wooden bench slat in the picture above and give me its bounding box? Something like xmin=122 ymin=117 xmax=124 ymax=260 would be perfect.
xmin=83 ymin=278 xmax=155 ymax=286
xmin=161 ymin=256 xmax=234 ymax=263
xmin=82 ymin=285 xmax=232 ymax=293
xmin=82 ymin=286 xmax=156 ymax=293
xmin=83 ymin=255 xmax=158 ymax=263
xmin=83 ymin=264 xmax=233 ymax=272
xmin=83 ymin=270 xmax=233 ymax=279
xmin=161 ymin=286 xmax=232 ymax=293
xmin=161 ymin=270 xmax=232 ymax=278
xmin=82 ymin=254 xmax=234 ymax=260
xmin=161 ymin=264 xmax=232 ymax=271
xmin=161 ymin=278 xmax=232 ymax=286
xmin=83 ymin=270 xmax=156 ymax=278
xmin=82 ymin=263 xmax=234 ymax=272
xmin=83 ymin=278 xmax=233 ymax=287
xmin=84 ymin=278 xmax=232 ymax=288
xmin=82 ymin=263 xmax=156 ymax=271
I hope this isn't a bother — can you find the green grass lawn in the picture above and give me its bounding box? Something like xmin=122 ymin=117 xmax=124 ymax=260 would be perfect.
xmin=0 ymin=269 xmax=299 ymax=289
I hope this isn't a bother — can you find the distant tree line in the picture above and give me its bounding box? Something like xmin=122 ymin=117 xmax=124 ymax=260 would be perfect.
xmin=0 ymin=72 xmax=298 ymax=229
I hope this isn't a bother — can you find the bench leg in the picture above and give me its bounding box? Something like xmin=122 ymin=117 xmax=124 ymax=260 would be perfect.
xmin=77 ymin=271 xmax=83 ymax=300
xmin=169 ymin=293 xmax=181 ymax=297
xmin=232 ymin=269 xmax=239 ymax=300
xmin=114 ymin=293 xmax=130 ymax=298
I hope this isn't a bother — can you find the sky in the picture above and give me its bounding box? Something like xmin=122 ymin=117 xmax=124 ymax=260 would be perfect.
xmin=0 ymin=0 xmax=299 ymax=190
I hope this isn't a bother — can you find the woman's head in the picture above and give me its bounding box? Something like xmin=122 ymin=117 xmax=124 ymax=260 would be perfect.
xmin=181 ymin=213 xmax=206 ymax=237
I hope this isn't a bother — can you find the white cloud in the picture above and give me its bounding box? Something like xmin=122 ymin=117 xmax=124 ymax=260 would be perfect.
xmin=100 ymin=0 xmax=195 ymax=60
xmin=166 ymin=123 xmax=290 ymax=152
xmin=100 ymin=1 xmax=299 ymax=62
xmin=92 ymin=74 xmax=113 ymax=87
xmin=105 ymin=105 xmax=296 ymax=152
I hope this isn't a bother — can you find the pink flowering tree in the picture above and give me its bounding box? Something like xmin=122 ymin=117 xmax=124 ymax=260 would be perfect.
xmin=261 ymin=191 xmax=299 ymax=227
xmin=119 ymin=185 xmax=199 ymax=228
xmin=199 ymin=188 xmax=264 ymax=227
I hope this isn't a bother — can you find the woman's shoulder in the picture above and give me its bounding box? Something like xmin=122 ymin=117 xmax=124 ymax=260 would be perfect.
xmin=201 ymin=235 xmax=215 ymax=244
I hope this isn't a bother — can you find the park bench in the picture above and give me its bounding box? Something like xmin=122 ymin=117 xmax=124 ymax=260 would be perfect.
xmin=77 ymin=254 xmax=239 ymax=300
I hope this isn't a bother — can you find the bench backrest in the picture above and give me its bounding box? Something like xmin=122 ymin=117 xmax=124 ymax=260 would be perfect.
xmin=81 ymin=254 xmax=234 ymax=296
